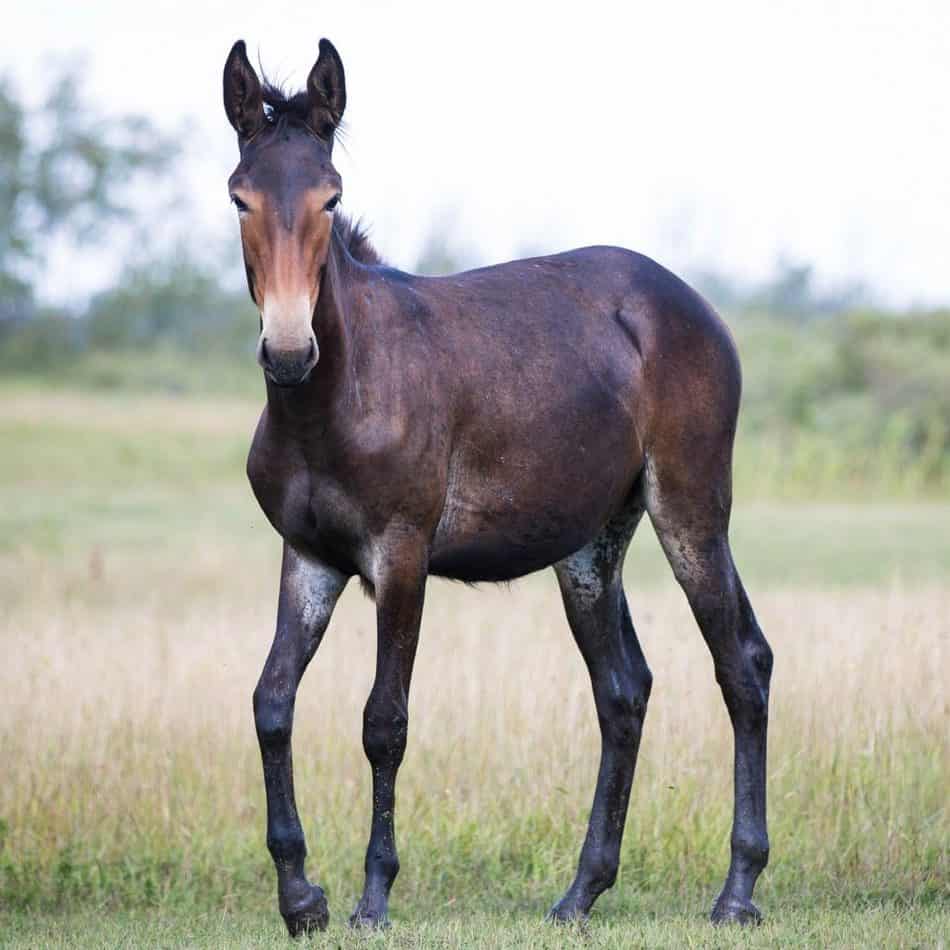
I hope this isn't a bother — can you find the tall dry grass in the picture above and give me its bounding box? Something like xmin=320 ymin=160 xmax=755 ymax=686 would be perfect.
xmin=1 ymin=549 xmax=945 ymax=915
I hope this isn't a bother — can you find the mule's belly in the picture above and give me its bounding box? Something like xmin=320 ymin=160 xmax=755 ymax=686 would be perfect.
xmin=428 ymin=523 xmax=596 ymax=582
xmin=429 ymin=424 xmax=643 ymax=583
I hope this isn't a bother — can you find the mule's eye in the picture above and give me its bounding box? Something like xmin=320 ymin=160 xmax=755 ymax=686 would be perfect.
xmin=324 ymin=194 xmax=341 ymax=213
xmin=231 ymin=194 xmax=249 ymax=213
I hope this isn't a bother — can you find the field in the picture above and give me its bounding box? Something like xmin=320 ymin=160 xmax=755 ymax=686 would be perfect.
xmin=1 ymin=386 xmax=947 ymax=947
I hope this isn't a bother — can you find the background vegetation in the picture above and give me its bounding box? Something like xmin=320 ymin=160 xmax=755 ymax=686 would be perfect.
xmin=1 ymin=68 xmax=947 ymax=947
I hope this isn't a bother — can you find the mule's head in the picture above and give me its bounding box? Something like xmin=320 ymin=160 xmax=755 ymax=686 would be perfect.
xmin=223 ymin=39 xmax=346 ymax=386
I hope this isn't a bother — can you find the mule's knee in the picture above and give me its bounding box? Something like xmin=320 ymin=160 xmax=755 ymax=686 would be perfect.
xmin=254 ymin=688 xmax=294 ymax=747
xmin=267 ymin=823 xmax=307 ymax=867
xmin=362 ymin=707 xmax=408 ymax=768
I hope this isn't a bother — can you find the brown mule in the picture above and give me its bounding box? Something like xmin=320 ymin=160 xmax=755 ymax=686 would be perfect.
xmin=223 ymin=38 xmax=772 ymax=935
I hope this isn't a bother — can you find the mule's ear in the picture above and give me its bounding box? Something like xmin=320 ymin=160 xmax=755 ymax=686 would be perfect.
xmin=223 ymin=40 xmax=265 ymax=141
xmin=306 ymin=39 xmax=346 ymax=143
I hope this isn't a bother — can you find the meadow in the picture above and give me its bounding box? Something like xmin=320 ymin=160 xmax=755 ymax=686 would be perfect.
xmin=0 ymin=384 xmax=947 ymax=948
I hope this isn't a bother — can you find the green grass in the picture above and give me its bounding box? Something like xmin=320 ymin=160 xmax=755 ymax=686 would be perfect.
xmin=2 ymin=902 xmax=947 ymax=948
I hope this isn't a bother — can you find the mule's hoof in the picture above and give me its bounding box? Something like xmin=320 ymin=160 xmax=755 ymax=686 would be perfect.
xmin=710 ymin=894 xmax=763 ymax=926
xmin=348 ymin=909 xmax=390 ymax=930
xmin=281 ymin=884 xmax=329 ymax=937
xmin=546 ymin=897 xmax=590 ymax=925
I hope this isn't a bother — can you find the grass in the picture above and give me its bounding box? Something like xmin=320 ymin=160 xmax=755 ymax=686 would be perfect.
xmin=2 ymin=903 xmax=947 ymax=948
xmin=0 ymin=383 xmax=947 ymax=947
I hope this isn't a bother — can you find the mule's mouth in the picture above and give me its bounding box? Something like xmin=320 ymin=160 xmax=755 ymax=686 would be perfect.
xmin=265 ymin=365 xmax=316 ymax=388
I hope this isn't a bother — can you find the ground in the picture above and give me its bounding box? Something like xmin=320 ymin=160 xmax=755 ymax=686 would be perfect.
xmin=0 ymin=386 xmax=946 ymax=947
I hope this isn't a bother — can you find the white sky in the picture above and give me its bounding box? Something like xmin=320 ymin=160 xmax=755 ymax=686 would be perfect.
xmin=8 ymin=0 xmax=950 ymax=306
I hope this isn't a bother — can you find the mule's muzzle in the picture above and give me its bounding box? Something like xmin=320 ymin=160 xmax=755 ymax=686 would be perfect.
xmin=257 ymin=335 xmax=319 ymax=387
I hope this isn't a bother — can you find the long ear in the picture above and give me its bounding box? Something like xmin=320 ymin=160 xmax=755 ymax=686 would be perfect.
xmin=223 ymin=40 xmax=265 ymax=141
xmin=306 ymin=39 xmax=346 ymax=143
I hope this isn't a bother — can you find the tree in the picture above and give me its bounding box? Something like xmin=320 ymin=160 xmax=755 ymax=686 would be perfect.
xmin=0 ymin=66 xmax=177 ymax=323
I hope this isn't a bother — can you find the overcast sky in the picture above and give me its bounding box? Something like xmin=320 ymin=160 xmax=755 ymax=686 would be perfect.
xmin=9 ymin=0 xmax=950 ymax=306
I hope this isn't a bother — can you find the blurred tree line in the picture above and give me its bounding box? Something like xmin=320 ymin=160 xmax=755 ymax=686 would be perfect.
xmin=0 ymin=65 xmax=257 ymax=375
xmin=0 ymin=69 xmax=947 ymax=493
xmin=1 ymin=68 xmax=177 ymax=319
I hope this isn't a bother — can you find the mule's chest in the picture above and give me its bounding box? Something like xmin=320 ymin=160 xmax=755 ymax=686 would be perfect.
xmin=247 ymin=433 xmax=369 ymax=576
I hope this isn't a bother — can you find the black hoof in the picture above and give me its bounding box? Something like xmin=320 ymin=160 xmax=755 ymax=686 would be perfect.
xmin=546 ymin=897 xmax=590 ymax=925
xmin=281 ymin=885 xmax=329 ymax=937
xmin=348 ymin=909 xmax=390 ymax=930
xmin=710 ymin=894 xmax=763 ymax=926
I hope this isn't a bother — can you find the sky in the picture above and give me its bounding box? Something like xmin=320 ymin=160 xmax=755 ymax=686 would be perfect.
xmin=8 ymin=0 xmax=950 ymax=306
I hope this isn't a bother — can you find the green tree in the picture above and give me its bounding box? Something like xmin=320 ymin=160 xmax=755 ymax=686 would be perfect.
xmin=0 ymin=85 xmax=32 ymax=318
xmin=0 ymin=65 xmax=177 ymax=322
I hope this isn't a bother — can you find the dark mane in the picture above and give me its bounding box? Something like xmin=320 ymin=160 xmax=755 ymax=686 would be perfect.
xmin=333 ymin=213 xmax=383 ymax=266
xmin=260 ymin=77 xmax=347 ymax=147
xmin=261 ymin=81 xmax=314 ymax=128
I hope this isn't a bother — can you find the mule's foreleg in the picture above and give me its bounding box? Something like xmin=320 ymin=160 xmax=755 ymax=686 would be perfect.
xmin=254 ymin=545 xmax=347 ymax=936
xmin=350 ymin=533 xmax=427 ymax=929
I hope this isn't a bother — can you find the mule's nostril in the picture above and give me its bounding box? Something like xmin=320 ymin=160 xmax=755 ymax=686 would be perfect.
xmin=259 ymin=337 xmax=271 ymax=368
xmin=307 ymin=338 xmax=317 ymax=363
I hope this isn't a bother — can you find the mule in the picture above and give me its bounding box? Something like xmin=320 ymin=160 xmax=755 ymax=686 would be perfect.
xmin=223 ymin=38 xmax=772 ymax=935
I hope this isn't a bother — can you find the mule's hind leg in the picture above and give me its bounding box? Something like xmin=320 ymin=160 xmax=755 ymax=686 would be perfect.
xmin=645 ymin=458 xmax=772 ymax=924
xmin=549 ymin=503 xmax=653 ymax=921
